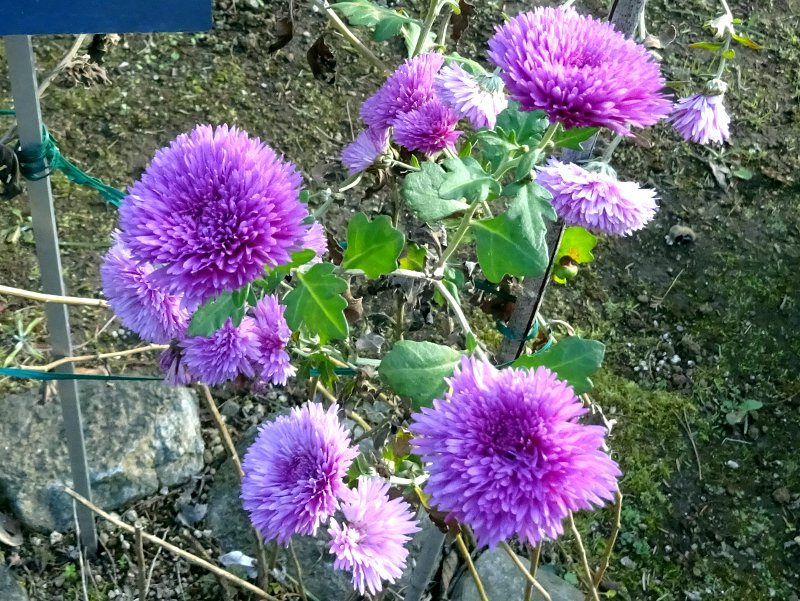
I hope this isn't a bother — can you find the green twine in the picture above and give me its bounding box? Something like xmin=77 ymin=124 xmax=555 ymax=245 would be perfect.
xmin=0 ymin=109 xmax=124 ymax=206
xmin=0 ymin=367 xmax=162 ymax=381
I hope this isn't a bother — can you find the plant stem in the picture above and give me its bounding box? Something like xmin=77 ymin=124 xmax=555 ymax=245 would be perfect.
xmin=523 ymin=543 xmax=542 ymax=601
xmin=320 ymin=1 xmax=390 ymax=74
xmin=500 ymin=541 xmax=552 ymax=601
xmin=434 ymin=201 xmax=480 ymax=274
xmin=64 ymin=487 xmax=279 ymax=600
xmin=289 ymin=539 xmax=309 ymax=601
xmin=433 ymin=280 xmax=488 ymax=361
xmin=389 ymin=158 xmax=420 ymax=172
xmin=593 ymin=490 xmax=623 ymax=586
xmin=567 ymin=513 xmax=601 ymax=601
xmin=437 ymin=5 xmax=452 ymax=46
xmin=0 ymin=283 xmax=109 ymax=307
xmin=601 ymin=134 xmax=624 ymax=163
xmin=538 ymin=122 xmax=560 ymax=152
xmin=25 ymin=343 xmax=167 ymax=372
xmin=413 ymin=0 xmax=440 ymax=56
xmin=715 ymin=31 xmax=732 ymax=79
xmin=455 ymin=533 xmax=490 ymax=601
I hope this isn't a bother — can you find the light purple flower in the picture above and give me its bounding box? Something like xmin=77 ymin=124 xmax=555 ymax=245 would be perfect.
xmin=360 ymin=52 xmax=444 ymax=132
xmin=119 ymin=124 xmax=309 ymax=306
xmin=180 ymin=317 xmax=257 ymax=386
xmin=669 ymin=93 xmax=730 ymax=144
xmin=328 ymin=477 xmax=420 ymax=595
xmin=488 ymin=7 xmax=671 ymax=135
xmin=251 ymin=295 xmax=295 ymax=386
xmin=100 ymin=236 xmax=190 ymax=344
xmin=536 ymin=159 xmax=657 ymax=236
xmin=435 ymin=64 xmax=508 ymax=129
xmin=242 ymin=402 xmax=358 ymax=544
xmin=393 ymin=101 xmax=462 ymax=154
xmin=301 ymin=221 xmax=328 ymax=265
xmin=159 ymin=345 xmax=193 ymax=386
xmin=341 ymin=128 xmax=389 ymax=176
xmin=410 ymin=357 xmax=620 ymax=548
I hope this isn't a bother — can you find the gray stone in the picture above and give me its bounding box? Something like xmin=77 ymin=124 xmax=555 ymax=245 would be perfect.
xmin=0 ymin=565 xmax=28 ymax=601
xmin=453 ymin=548 xmax=583 ymax=601
xmin=206 ymin=428 xmax=353 ymax=600
xmin=0 ymin=381 xmax=204 ymax=531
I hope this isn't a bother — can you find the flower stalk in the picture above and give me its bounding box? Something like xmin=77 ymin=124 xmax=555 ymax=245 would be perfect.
xmin=455 ymin=533 xmax=490 ymax=601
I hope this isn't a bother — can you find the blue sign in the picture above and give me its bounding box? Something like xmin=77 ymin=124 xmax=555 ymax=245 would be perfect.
xmin=1 ymin=0 xmax=212 ymax=36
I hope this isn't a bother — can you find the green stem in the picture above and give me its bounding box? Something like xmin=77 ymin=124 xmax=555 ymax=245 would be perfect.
xmin=389 ymin=158 xmax=420 ymax=172
xmin=601 ymin=134 xmax=624 ymax=163
xmin=715 ymin=31 xmax=732 ymax=79
xmin=437 ymin=6 xmax=452 ymax=46
xmin=434 ymin=200 xmax=480 ymax=274
xmin=537 ymin=122 xmax=560 ymax=152
xmin=413 ymin=0 xmax=441 ymax=56
xmin=455 ymin=534 xmax=490 ymax=601
xmin=320 ymin=1 xmax=390 ymax=74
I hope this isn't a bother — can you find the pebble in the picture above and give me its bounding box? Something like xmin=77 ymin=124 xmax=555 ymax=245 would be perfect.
xmin=726 ymin=460 xmax=740 ymax=469
xmin=773 ymin=487 xmax=791 ymax=504
xmin=49 ymin=531 xmax=63 ymax=546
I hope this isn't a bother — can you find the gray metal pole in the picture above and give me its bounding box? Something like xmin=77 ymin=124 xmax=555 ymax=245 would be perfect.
xmin=4 ymin=35 xmax=97 ymax=552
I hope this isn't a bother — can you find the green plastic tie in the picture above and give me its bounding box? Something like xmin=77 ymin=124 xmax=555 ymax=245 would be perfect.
xmin=1 ymin=109 xmax=124 ymax=206
xmin=0 ymin=367 xmax=162 ymax=382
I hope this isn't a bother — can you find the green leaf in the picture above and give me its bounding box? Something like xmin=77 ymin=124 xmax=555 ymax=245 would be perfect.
xmin=731 ymin=33 xmax=763 ymax=50
xmin=341 ymin=212 xmax=405 ymax=278
xmin=403 ymin=162 xmax=470 ymax=222
xmin=472 ymin=182 xmax=555 ymax=283
xmin=373 ymin=15 xmax=406 ymax=41
xmin=187 ymin=291 xmax=245 ymax=337
xmin=399 ymin=242 xmax=427 ymax=271
xmin=401 ymin=21 xmax=436 ymax=56
xmin=378 ymin=341 xmax=462 ymax=410
xmin=513 ymin=336 xmax=605 ymax=394
xmin=739 ymin=399 xmax=763 ymax=412
xmin=256 ymin=249 xmax=316 ymax=293
xmin=721 ymin=48 xmax=736 ymax=59
xmin=732 ymin=166 xmax=753 ymax=180
xmin=494 ymin=102 xmax=549 ymax=147
xmin=556 ymin=226 xmax=597 ymax=265
xmin=439 ymin=157 xmax=501 ymax=203
xmin=514 ymin=148 xmax=544 ymax=181
xmin=283 ymin=263 xmax=349 ymax=343
xmin=688 ymin=41 xmax=723 ymax=52
xmin=553 ymin=127 xmax=599 ymax=150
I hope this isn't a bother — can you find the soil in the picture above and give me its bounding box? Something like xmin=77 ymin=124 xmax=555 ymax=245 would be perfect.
xmin=0 ymin=0 xmax=798 ymax=600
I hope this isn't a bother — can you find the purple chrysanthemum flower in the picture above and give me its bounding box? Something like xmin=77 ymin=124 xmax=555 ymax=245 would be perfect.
xmin=410 ymin=357 xmax=620 ymax=548
xmin=341 ymin=128 xmax=389 ymax=176
xmin=119 ymin=124 xmax=308 ymax=305
xmin=180 ymin=317 xmax=257 ymax=386
xmin=488 ymin=7 xmax=671 ymax=135
xmin=435 ymin=64 xmax=508 ymax=129
xmin=669 ymin=93 xmax=730 ymax=145
xmin=301 ymin=221 xmax=328 ymax=265
xmin=100 ymin=236 xmax=190 ymax=344
xmin=536 ymin=159 xmax=657 ymax=236
xmin=242 ymin=402 xmax=358 ymax=544
xmin=328 ymin=477 xmax=420 ymax=595
xmin=251 ymin=295 xmax=295 ymax=386
xmin=393 ymin=101 xmax=462 ymax=154
xmin=361 ymin=52 xmax=444 ymax=132
xmin=159 ymin=345 xmax=193 ymax=386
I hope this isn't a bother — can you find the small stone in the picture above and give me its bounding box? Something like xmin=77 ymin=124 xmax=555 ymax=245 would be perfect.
xmin=667 ymin=224 xmax=697 ymax=245
xmin=49 ymin=531 xmax=63 ymax=546
xmin=620 ymin=556 xmax=636 ymax=569
xmin=672 ymin=374 xmax=688 ymax=387
xmin=220 ymin=400 xmax=241 ymax=418
xmin=123 ymin=509 xmax=138 ymax=523
xmin=773 ymin=487 xmax=791 ymax=504
xmin=726 ymin=460 xmax=740 ymax=469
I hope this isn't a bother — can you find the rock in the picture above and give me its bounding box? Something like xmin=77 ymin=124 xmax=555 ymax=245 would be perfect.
xmin=453 ymin=548 xmax=583 ymax=601
xmin=206 ymin=426 xmax=353 ymax=601
xmin=0 ymin=382 xmax=204 ymax=531
xmin=666 ymin=224 xmax=697 ymax=245
xmin=0 ymin=565 xmax=28 ymax=601
xmin=773 ymin=487 xmax=791 ymax=505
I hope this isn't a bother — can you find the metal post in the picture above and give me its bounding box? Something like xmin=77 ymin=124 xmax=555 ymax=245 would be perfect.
xmin=4 ymin=35 xmax=97 ymax=552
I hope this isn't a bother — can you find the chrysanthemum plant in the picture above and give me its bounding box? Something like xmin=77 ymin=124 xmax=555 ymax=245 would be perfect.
xmin=95 ymin=0 xmax=759 ymax=597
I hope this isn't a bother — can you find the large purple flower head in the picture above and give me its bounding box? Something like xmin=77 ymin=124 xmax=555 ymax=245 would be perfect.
xmin=669 ymin=91 xmax=730 ymax=145
xmin=536 ymin=158 xmax=657 ymax=236
xmin=328 ymin=477 xmax=420 ymax=595
xmin=435 ymin=64 xmax=508 ymax=129
xmin=488 ymin=7 xmax=671 ymax=135
xmin=341 ymin=128 xmax=389 ymax=176
xmin=242 ymin=402 xmax=358 ymax=544
xmin=410 ymin=357 xmax=620 ymax=548
xmin=119 ymin=124 xmax=309 ymax=306
xmin=252 ymin=295 xmax=295 ymax=386
xmin=360 ymin=52 xmax=444 ymax=132
xmin=100 ymin=235 xmax=190 ymax=344
xmin=180 ymin=317 xmax=257 ymax=386
xmin=393 ymin=101 xmax=462 ymax=155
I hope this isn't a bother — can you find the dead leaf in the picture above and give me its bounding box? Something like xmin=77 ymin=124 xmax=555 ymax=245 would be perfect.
xmin=268 ymin=17 xmax=293 ymax=53
xmin=450 ymin=0 xmax=475 ymax=43
xmin=307 ymin=35 xmax=336 ymax=83
xmin=343 ymin=288 xmax=363 ymax=324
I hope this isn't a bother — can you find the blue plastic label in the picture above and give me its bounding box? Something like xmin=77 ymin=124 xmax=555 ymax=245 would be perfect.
xmin=1 ymin=0 xmax=212 ymax=35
